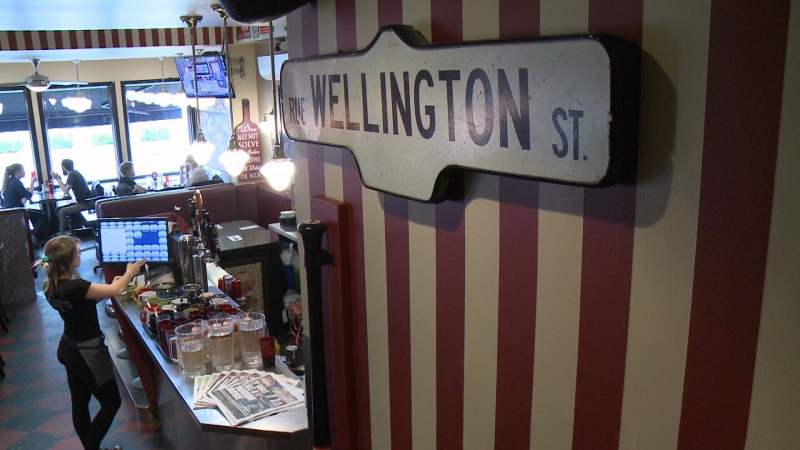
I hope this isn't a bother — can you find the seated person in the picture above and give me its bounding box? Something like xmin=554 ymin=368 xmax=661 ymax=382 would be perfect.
xmin=116 ymin=161 xmax=147 ymax=196
xmin=50 ymin=158 xmax=93 ymax=235
xmin=2 ymin=163 xmax=49 ymax=245
xmin=179 ymin=154 xmax=208 ymax=187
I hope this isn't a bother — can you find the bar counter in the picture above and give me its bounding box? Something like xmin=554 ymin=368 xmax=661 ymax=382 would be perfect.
xmin=112 ymin=291 xmax=310 ymax=449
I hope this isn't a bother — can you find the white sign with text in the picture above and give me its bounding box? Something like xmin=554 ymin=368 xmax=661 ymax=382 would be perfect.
xmin=281 ymin=26 xmax=639 ymax=202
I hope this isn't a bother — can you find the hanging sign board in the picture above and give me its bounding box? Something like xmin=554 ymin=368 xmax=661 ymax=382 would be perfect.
xmin=236 ymin=99 xmax=264 ymax=182
xmin=281 ymin=25 xmax=640 ymax=202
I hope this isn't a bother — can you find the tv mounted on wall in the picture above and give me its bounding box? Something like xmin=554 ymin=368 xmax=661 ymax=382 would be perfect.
xmin=98 ymin=217 xmax=170 ymax=264
xmin=174 ymin=53 xmax=235 ymax=98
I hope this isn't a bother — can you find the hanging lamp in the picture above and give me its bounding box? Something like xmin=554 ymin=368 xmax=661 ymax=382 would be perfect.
xmin=214 ymin=6 xmax=250 ymax=177
xmin=154 ymin=57 xmax=174 ymax=107
xmin=61 ymin=61 xmax=92 ymax=113
xmin=260 ymin=20 xmax=294 ymax=191
xmin=181 ymin=15 xmax=215 ymax=165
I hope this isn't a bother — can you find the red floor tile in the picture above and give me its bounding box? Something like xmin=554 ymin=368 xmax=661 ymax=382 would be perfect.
xmin=34 ymin=411 xmax=75 ymax=436
xmin=0 ymin=404 xmax=24 ymax=423
xmin=28 ymin=371 xmax=68 ymax=391
xmin=50 ymin=435 xmax=83 ymax=450
xmin=0 ymin=384 xmax=21 ymax=401
xmin=0 ymin=428 xmax=29 ymax=450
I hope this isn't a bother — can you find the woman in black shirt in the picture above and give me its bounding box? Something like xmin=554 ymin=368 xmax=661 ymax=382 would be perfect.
xmin=2 ymin=163 xmax=49 ymax=245
xmin=33 ymin=236 xmax=145 ymax=450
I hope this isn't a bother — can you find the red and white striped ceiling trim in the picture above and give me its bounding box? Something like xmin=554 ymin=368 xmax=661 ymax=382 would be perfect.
xmin=0 ymin=28 xmax=234 ymax=52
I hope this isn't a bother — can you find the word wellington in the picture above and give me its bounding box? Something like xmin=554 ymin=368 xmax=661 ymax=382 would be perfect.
xmin=282 ymin=25 xmax=640 ymax=202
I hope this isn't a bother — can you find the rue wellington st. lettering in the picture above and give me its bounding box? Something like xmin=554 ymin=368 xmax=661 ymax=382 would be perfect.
xmin=286 ymin=68 xmax=586 ymax=162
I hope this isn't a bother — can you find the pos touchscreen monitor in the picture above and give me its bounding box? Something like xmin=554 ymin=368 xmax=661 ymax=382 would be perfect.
xmin=98 ymin=218 xmax=170 ymax=264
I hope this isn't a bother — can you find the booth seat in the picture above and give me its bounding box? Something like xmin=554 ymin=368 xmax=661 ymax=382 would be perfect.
xmin=0 ymin=208 xmax=37 ymax=314
xmin=95 ymin=182 xmax=291 ymax=231
xmin=94 ymin=182 xmax=293 ymax=282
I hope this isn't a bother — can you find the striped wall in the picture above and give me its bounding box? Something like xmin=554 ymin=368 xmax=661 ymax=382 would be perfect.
xmin=289 ymin=0 xmax=800 ymax=448
xmin=0 ymin=27 xmax=230 ymax=52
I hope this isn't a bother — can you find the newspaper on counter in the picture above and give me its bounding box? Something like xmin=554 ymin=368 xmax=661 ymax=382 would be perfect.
xmin=207 ymin=373 xmax=305 ymax=426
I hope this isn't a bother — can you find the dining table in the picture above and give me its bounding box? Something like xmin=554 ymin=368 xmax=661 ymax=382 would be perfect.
xmin=28 ymin=190 xmax=73 ymax=233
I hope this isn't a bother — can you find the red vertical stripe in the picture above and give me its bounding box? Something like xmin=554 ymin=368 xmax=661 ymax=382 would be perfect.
xmin=435 ymin=185 xmax=466 ymax=450
xmin=138 ymin=29 xmax=147 ymax=47
xmin=571 ymin=1 xmax=642 ymax=449
xmin=124 ymin=29 xmax=133 ymax=48
xmin=429 ymin=3 xmax=464 ymax=448
xmin=430 ymin=0 xmax=462 ymax=44
xmin=307 ymin=145 xmax=325 ymax=197
xmin=8 ymin=31 xmax=17 ymax=51
xmin=301 ymin=2 xmax=320 ymax=58
xmin=164 ymin=29 xmax=172 ymax=46
xmin=111 ymin=30 xmax=120 ymax=48
xmin=336 ymin=0 xmax=357 ymax=52
xmin=177 ymin=29 xmax=185 ymax=46
xmin=342 ymin=150 xmax=372 ymax=450
xmin=151 ymin=29 xmax=159 ymax=46
xmin=68 ymin=31 xmax=78 ymax=49
xmin=54 ymin=31 xmax=63 ymax=50
xmin=678 ymin=2 xmax=790 ymax=448
xmin=384 ymin=195 xmax=412 ymax=450
xmin=201 ymin=27 xmax=210 ymax=45
xmin=378 ymin=0 xmax=402 ymax=28
xmin=494 ymin=4 xmax=541 ymax=449
xmin=23 ymin=31 xmax=33 ymax=50
xmin=495 ymin=177 xmax=540 ymax=450
xmin=38 ymin=31 xmax=48 ymax=49
xmin=82 ymin=30 xmax=92 ymax=48
xmin=97 ymin=30 xmax=106 ymax=49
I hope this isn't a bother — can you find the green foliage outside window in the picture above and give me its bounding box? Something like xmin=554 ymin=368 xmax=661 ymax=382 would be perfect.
xmin=49 ymin=134 xmax=74 ymax=149
xmin=140 ymin=128 xmax=171 ymax=142
xmin=92 ymin=133 xmax=114 ymax=146
xmin=0 ymin=141 xmax=23 ymax=154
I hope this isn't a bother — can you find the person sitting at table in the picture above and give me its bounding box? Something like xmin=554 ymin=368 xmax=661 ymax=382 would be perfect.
xmin=179 ymin=154 xmax=208 ymax=187
xmin=50 ymin=158 xmax=93 ymax=235
xmin=115 ymin=161 xmax=147 ymax=196
xmin=2 ymin=163 xmax=49 ymax=246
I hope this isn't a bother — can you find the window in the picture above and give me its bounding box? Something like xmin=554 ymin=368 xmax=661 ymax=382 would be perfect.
xmin=122 ymin=80 xmax=229 ymax=177
xmin=40 ymin=83 xmax=120 ymax=181
xmin=0 ymin=88 xmax=38 ymax=185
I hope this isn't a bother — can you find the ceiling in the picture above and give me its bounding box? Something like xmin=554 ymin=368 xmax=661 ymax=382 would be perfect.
xmin=0 ymin=0 xmax=249 ymax=63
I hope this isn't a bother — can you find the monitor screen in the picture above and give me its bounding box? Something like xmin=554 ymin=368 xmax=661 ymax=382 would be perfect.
xmin=174 ymin=53 xmax=234 ymax=98
xmin=98 ymin=218 xmax=170 ymax=264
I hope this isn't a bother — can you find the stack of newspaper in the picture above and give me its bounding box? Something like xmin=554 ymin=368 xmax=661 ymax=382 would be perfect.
xmin=193 ymin=369 xmax=305 ymax=426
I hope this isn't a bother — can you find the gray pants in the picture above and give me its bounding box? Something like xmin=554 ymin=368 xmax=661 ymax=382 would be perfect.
xmin=58 ymin=202 xmax=90 ymax=233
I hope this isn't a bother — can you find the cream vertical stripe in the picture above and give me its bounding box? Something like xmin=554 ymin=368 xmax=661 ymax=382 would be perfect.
xmin=356 ymin=0 xmax=379 ymax=48
xmin=409 ymin=200 xmax=437 ymax=450
xmin=461 ymin=3 xmax=500 ymax=448
xmin=145 ymin=29 xmax=153 ymax=47
xmin=745 ymin=2 xmax=800 ymax=448
xmin=531 ymin=3 xmax=587 ymax=449
xmin=618 ymin=2 xmax=710 ymax=448
xmin=364 ymin=188 xmax=391 ymax=450
xmin=292 ymin=142 xmax=311 ymax=328
xmin=30 ymin=31 xmax=41 ymax=50
xmin=104 ymin=30 xmax=113 ymax=48
xmin=403 ymin=0 xmax=431 ymax=41
xmin=157 ymin=29 xmax=166 ymax=47
xmin=462 ymin=172 xmax=501 ymax=450
xmin=531 ymin=184 xmax=583 ymax=450
xmin=404 ymin=4 xmax=435 ymax=449
xmin=0 ymin=32 xmax=9 ymax=50
xmin=75 ymin=30 xmax=86 ymax=49
xmin=62 ymin=31 xmax=72 ymax=49
xmin=317 ymin=0 xmax=337 ymax=55
xmin=90 ymin=30 xmax=99 ymax=49
xmin=131 ymin=29 xmax=140 ymax=47
xmin=45 ymin=31 xmax=56 ymax=49
xmin=117 ymin=30 xmax=125 ymax=48
xmin=324 ymin=148 xmax=344 ymax=202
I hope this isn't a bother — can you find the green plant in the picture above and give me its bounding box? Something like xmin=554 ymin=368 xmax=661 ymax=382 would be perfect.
xmin=49 ymin=134 xmax=74 ymax=149
xmin=0 ymin=141 xmax=23 ymax=154
xmin=92 ymin=133 xmax=114 ymax=145
xmin=140 ymin=128 xmax=171 ymax=142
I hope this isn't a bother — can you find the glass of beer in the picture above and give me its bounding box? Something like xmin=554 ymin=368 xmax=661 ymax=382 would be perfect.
xmin=206 ymin=314 xmax=235 ymax=371
xmin=236 ymin=312 xmax=266 ymax=368
xmin=174 ymin=322 xmax=206 ymax=377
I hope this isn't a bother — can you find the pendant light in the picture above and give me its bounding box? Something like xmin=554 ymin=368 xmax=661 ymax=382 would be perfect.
xmin=213 ymin=6 xmax=250 ymax=177
xmin=181 ymin=15 xmax=215 ymax=165
xmin=260 ymin=20 xmax=294 ymax=191
xmin=61 ymin=60 xmax=92 ymax=113
xmin=154 ymin=57 xmax=174 ymax=108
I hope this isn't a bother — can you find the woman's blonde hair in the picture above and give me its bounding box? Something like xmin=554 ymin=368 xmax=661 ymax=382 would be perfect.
xmin=32 ymin=235 xmax=81 ymax=299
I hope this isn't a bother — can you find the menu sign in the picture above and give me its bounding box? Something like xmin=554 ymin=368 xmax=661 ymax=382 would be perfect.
xmin=281 ymin=25 xmax=640 ymax=202
xmin=236 ymin=99 xmax=263 ymax=182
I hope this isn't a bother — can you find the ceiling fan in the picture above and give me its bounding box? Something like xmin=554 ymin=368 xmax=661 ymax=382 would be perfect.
xmin=0 ymin=58 xmax=87 ymax=92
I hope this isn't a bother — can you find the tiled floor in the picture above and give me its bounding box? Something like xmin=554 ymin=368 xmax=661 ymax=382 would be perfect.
xmin=0 ymin=236 xmax=174 ymax=450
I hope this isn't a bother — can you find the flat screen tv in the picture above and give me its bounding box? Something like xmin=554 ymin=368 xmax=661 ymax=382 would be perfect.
xmin=174 ymin=53 xmax=234 ymax=98
xmin=98 ymin=218 xmax=170 ymax=264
